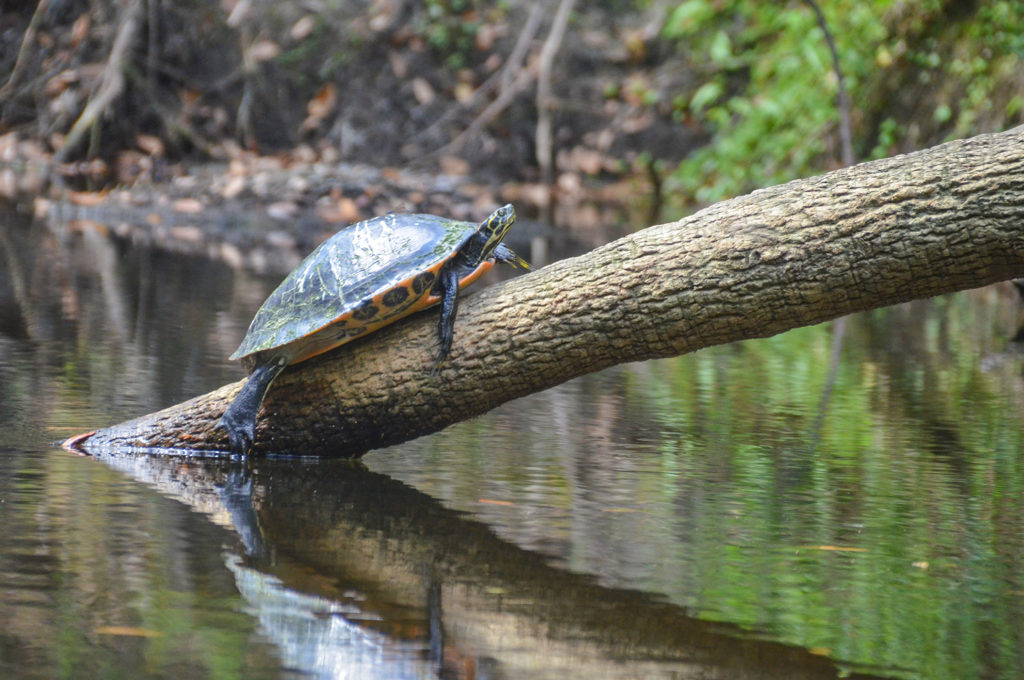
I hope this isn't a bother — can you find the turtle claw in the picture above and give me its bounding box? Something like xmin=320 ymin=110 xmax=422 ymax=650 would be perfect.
xmin=218 ymin=409 xmax=255 ymax=455
xmin=217 ymin=358 xmax=288 ymax=455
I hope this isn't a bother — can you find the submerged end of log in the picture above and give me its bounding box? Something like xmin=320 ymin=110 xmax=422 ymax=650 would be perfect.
xmin=65 ymin=381 xmax=242 ymax=456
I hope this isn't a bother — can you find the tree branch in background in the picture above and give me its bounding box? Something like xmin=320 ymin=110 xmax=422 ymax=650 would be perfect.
xmin=0 ymin=0 xmax=50 ymax=101
xmin=421 ymin=2 xmax=548 ymax=162
xmin=427 ymin=61 xmax=536 ymax=159
xmin=803 ymin=0 xmax=855 ymax=167
xmin=413 ymin=0 xmax=544 ymax=150
xmin=55 ymin=0 xmax=143 ymax=161
xmin=801 ymin=0 xmax=856 ymax=451
xmin=535 ymin=0 xmax=576 ymax=190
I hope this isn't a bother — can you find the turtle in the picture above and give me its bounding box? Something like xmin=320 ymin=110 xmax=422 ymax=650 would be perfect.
xmin=217 ymin=203 xmax=528 ymax=454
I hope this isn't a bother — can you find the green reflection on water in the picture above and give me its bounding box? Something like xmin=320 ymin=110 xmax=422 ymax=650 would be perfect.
xmin=372 ymin=287 xmax=1024 ymax=679
xmin=0 ymin=450 xmax=286 ymax=680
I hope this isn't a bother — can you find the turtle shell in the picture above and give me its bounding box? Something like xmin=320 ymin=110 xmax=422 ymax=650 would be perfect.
xmin=230 ymin=213 xmax=485 ymax=364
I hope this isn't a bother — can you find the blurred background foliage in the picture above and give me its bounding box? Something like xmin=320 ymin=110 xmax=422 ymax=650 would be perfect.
xmin=1 ymin=0 xmax=1022 ymax=218
xmin=659 ymin=0 xmax=1024 ymax=209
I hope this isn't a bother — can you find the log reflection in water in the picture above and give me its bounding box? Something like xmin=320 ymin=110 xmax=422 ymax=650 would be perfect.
xmin=92 ymin=451 xmax=885 ymax=680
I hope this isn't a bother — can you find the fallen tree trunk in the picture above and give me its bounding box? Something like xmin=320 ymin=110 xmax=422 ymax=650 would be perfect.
xmin=70 ymin=125 xmax=1024 ymax=457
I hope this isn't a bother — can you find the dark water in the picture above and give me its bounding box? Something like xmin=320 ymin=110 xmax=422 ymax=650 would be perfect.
xmin=3 ymin=199 xmax=1024 ymax=679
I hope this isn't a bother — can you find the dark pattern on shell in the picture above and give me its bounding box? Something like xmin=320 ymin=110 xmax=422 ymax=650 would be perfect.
xmin=381 ymin=287 xmax=410 ymax=308
xmin=351 ymin=301 xmax=379 ymax=321
xmin=411 ymin=271 xmax=435 ymax=296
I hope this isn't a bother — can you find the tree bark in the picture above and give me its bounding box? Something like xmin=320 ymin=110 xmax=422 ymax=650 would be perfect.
xmin=70 ymin=126 xmax=1024 ymax=457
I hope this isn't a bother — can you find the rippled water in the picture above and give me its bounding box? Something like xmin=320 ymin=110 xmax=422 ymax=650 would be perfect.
xmin=3 ymin=199 xmax=1024 ymax=679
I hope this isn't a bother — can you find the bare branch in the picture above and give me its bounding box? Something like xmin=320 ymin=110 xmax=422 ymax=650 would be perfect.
xmin=535 ymin=0 xmax=576 ymax=189
xmin=0 ymin=0 xmax=50 ymax=99
xmin=803 ymin=0 xmax=855 ymax=167
xmin=55 ymin=0 xmax=144 ymax=162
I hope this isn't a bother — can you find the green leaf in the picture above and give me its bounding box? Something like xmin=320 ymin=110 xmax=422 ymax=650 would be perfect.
xmin=690 ymin=81 xmax=724 ymax=113
xmin=663 ymin=0 xmax=713 ymax=38
xmin=709 ymin=30 xmax=733 ymax=65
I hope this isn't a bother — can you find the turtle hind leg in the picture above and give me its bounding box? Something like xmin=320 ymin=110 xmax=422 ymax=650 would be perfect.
xmin=217 ymin=357 xmax=288 ymax=454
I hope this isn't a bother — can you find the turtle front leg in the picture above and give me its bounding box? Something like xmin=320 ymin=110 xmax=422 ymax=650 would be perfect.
xmin=493 ymin=242 xmax=530 ymax=270
xmin=218 ymin=357 xmax=288 ymax=453
xmin=433 ymin=266 xmax=461 ymax=372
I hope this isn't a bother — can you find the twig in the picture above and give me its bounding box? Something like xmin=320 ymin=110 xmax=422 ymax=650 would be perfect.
xmin=56 ymin=0 xmax=144 ymax=162
xmin=501 ymin=1 xmax=545 ymax=93
xmin=411 ymin=1 xmax=544 ymax=147
xmin=535 ymin=0 xmax=576 ymax=188
xmin=426 ymin=63 xmax=537 ymax=160
xmin=803 ymin=0 xmax=855 ymax=166
xmin=1 ymin=0 xmax=50 ymax=100
xmin=801 ymin=0 xmax=854 ymax=457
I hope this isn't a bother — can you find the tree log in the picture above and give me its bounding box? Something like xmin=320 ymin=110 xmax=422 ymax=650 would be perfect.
xmin=71 ymin=126 xmax=1024 ymax=457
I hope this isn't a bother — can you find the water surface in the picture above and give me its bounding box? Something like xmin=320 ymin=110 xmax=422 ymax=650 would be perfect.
xmin=2 ymin=199 xmax=1024 ymax=679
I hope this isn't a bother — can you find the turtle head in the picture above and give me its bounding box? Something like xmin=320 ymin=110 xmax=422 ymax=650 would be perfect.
xmin=463 ymin=204 xmax=517 ymax=266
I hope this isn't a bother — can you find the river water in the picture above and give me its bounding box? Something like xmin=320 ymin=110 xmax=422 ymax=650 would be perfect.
xmin=2 ymin=198 xmax=1024 ymax=679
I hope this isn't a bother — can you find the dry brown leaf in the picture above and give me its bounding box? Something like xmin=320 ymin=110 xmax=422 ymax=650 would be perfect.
xmin=248 ymin=40 xmax=280 ymax=63
xmin=317 ymin=197 xmax=360 ymax=224
xmin=171 ymin=226 xmax=203 ymax=243
xmin=220 ymin=242 xmax=244 ymax=269
xmin=387 ymin=50 xmax=407 ymax=79
xmin=70 ymin=14 xmax=91 ymax=49
xmin=453 ymin=82 xmax=475 ymax=103
xmin=172 ymin=198 xmax=204 ymax=214
xmin=0 ymin=169 xmax=15 ymax=198
xmin=557 ymin=172 xmax=582 ymax=194
xmin=475 ymin=23 xmax=497 ymax=51
xmin=67 ymin=190 xmax=106 ymax=207
xmin=290 ymin=15 xmax=315 ymax=41
xmin=439 ymin=155 xmax=469 ymax=176
xmin=221 ymin=175 xmax=246 ymax=199
xmin=33 ymin=197 xmax=51 ymax=217
xmin=368 ymin=0 xmax=397 ymax=32
xmin=179 ymin=88 xmax=201 ymax=107
xmin=411 ymin=77 xmax=435 ymax=106
xmin=291 ymin=144 xmax=317 ymax=164
xmin=0 ymin=133 xmax=17 ymax=162
xmin=301 ymin=84 xmax=337 ymax=131
xmin=136 ymin=134 xmax=164 ymax=157
xmin=561 ymin=147 xmax=607 ymax=175
xmin=44 ymin=71 xmax=77 ymax=96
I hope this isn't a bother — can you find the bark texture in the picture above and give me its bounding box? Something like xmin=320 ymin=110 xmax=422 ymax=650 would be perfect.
xmin=75 ymin=126 xmax=1024 ymax=457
